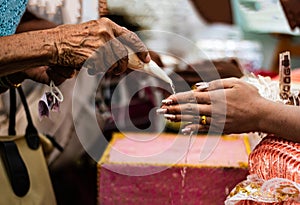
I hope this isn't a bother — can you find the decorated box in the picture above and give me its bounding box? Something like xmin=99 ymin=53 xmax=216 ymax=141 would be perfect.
xmin=98 ymin=132 xmax=250 ymax=205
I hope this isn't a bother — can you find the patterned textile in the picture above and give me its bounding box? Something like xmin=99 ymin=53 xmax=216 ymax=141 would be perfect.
xmin=0 ymin=0 xmax=28 ymax=36
xmin=225 ymin=136 xmax=300 ymax=205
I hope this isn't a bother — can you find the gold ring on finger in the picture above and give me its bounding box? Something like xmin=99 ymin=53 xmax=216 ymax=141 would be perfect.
xmin=201 ymin=115 xmax=207 ymax=125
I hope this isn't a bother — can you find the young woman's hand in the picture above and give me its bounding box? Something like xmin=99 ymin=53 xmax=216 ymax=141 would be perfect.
xmin=160 ymin=78 xmax=267 ymax=134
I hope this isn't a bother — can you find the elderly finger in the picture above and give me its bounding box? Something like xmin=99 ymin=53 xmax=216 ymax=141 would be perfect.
xmin=108 ymin=38 xmax=129 ymax=75
xmin=48 ymin=66 xmax=76 ymax=79
xmin=47 ymin=69 xmax=67 ymax=85
xmin=112 ymin=57 xmax=128 ymax=75
xmin=85 ymin=38 xmax=127 ymax=75
xmin=113 ymin=25 xmax=150 ymax=63
xmin=84 ymin=49 xmax=111 ymax=75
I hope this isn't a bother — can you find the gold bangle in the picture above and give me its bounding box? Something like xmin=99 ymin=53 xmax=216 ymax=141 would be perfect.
xmin=4 ymin=75 xmax=21 ymax=88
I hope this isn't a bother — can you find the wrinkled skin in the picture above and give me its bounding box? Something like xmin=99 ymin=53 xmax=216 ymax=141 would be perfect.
xmin=0 ymin=17 xmax=150 ymax=91
xmin=9 ymin=11 xmax=77 ymax=86
xmin=53 ymin=18 xmax=150 ymax=75
xmin=0 ymin=18 xmax=149 ymax=76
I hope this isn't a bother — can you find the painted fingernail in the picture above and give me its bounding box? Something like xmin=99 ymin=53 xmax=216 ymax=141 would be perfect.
xmin=145 ymin=53 xmax=151 ymax=62
xmin=164 ymin=114 xmax=176 ymax=120
xmin=181 ymin=127 xmax=192 ymax=135
xmin=88 ymin=68 xmax=97 ymax=75
xmin=196 ymin=82 xmax=209 ymax=90
xmin=162 ymin=99 xmax=173 ymax=104
xmin=156 ymin=108 xmax=167 ymax=114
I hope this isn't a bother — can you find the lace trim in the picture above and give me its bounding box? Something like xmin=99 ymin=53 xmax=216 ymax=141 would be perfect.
xmin=225 ymin=174 xmax=300 ymax=205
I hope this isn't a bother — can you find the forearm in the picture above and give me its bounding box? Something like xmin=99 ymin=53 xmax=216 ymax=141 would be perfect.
xmin=257 ymin=100 xmax=300 ymax=142
xmin=0 ymin=28 xmax=58 ymax=76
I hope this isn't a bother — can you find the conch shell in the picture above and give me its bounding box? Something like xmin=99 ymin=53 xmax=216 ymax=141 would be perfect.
xmin=126 ymin=47 xmax=172 ymax=84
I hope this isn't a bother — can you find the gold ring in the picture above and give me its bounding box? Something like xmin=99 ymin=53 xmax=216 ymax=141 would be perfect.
xmin=201 ymin=115 xmax=207 ymax=125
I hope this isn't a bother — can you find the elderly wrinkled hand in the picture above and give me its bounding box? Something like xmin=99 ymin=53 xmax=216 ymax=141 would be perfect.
xmin=158 ymin=78 xmax=267 ymax=134
xmin=26 ymin=66 xmax=77 ymax=85
xmin=0 ymin=17 xmax=150 ymax=78
xmin=52 ymin=17 xmax=150 ymax=75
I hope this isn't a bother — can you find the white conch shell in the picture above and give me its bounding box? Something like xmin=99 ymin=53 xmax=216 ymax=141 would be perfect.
xmin=126 ymin=47 xmax=172 ymax=84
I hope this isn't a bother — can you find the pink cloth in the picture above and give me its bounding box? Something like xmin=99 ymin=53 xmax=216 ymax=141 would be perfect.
xmin=98 ymin=133 xmax=250 ymax=205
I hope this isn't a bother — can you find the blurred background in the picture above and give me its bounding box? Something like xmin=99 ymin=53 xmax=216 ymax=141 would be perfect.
xmin=103 ymin=0 xmax=300 ymax=73
xmin=27 ymin=0 xmax=300 ymax=74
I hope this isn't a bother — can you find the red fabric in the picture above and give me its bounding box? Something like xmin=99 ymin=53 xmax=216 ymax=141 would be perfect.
xmin=253 ymin=70 xmax=278 ymax=78
xmin=272 ymin=68 xmax=300 ymax=82
xmin=235 ymin=136 xmax=300 ymax=205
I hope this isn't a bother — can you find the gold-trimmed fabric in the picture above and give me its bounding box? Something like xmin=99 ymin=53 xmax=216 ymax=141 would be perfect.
xmin=226 ymin=136 xmax=300 ymax=204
